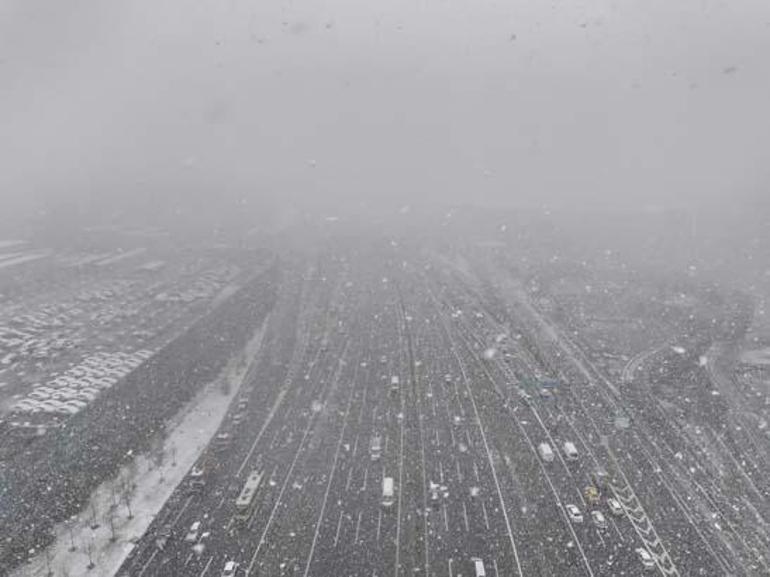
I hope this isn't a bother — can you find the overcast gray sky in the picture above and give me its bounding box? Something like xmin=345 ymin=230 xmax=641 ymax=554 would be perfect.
xmin=1 ymin=0 xmax=769 ymax=216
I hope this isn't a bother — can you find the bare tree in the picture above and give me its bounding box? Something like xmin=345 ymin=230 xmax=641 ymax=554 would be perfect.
xmin=85 ymin=535 xmax=95 ymax=570
xmin=106 ymin=504 xmax=118 ymax=543
xmin=67 ymin=518 xmax=77 ymax=552
xmin=89 ymin=502 xmax=100 ymax=530
xmin=44 ymin=547 xmax=53 ymax=577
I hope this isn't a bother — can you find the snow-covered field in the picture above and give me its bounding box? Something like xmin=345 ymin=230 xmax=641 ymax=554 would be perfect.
xmin=12 ymin=317 xmax=268 ymax=577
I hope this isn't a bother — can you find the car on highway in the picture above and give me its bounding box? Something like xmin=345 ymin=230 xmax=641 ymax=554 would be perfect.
xmin=28 ymin=390 xmax=51 ymax=401
xmin=382 ymin=476 xmax=395 ymax=508
xmin=591 ymin=510 xmax=608 ymax=529
xmin=563 ymin=441 xmax=579 ymax=461
xmin=214 ymin=432 xmax=231 ymax=451
xmin=369 ymin=434 xmax=382 ymax=461
xmin=566 ymin=504 xmax=583 ymax=523
xmin=584 ymin=485 xmax=600 ymax=505
xmin=184 ymin=521 xmax=201 ymax=543
xmin=471 ymin=557 xmax=487 ymax=576
xmin=538 ymin=442 xmax=554 ymax=462
xmin=429 ymin=484 xmax=441 ymax=508
xmin=221 ymin=560 xmax=239 ymax=577
xmin=636 ymin=547 xmax=656 ymax=571
xmin=607 ymin=497 xmax=623 ymax=516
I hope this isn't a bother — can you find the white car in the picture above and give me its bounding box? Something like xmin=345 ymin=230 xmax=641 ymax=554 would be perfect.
xmin=636 ymin=547 xmax=656 ymax=571
xmin=12 ymin=400 xmax=40 ymax=413
xmin=55 ymin=405 xmax=80 ymax=415
xmin=607 ymin=498 xmax=623 ymax=516
xmin=185 ymin=521 xmax=201 ymax=543
xmin=566 ymin=504 xmax=583 ymax=524
xmin=75 ymin=391 xmax=97 ymax=402
xmin=591 ymin=510 xmax=608 ymax=529
xmin=38 ymin=400 xmax=64 ymax=413
xmin=29 ymin=391 xmax=51 ymax=401
xmin=65 ymin=399 xmax=88 ymax=409
xmin=221 ymin=560 xmax=238 ymax=577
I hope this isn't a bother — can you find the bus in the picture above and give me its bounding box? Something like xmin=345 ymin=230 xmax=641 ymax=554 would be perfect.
xmin=235 ymin=470 xmax=263 ymax=522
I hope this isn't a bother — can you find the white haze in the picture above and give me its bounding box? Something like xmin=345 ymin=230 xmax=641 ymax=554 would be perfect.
xmin=1 ymin=0 xmax=769 ymax=214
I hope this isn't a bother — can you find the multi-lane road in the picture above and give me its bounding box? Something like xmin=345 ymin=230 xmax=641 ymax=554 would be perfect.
xmin=117 ymin=247 xmax=768 ymax=577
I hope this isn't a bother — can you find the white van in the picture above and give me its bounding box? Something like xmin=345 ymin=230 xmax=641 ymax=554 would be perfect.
xmin=382 ymin=477 xmax=395 ymax=508
xmin=390 ymin=376 xmax=400 ymax=396
xmin=370 ymin=435 xmax=382 ymax=461
xmin=471 ymin=557 xmax=486 ymax=577
xmin=563 ymin=441 xmax=579 ymax=461
xmin=538 ymin=442 xmax=554 ymax=462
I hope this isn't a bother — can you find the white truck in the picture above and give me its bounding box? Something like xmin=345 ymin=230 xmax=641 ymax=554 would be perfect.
xmin=382 ymin=476 xmax=395 ymax=508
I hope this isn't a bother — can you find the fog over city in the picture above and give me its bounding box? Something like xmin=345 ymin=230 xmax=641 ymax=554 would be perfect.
xmin=1 ymin=2 xmax=769 ymax=577
xmin=3 ymin=0 xmax=770 ymax=215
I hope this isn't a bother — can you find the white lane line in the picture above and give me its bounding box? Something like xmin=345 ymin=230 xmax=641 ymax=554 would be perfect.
xmin=436 ymin=308 xmax=524 ymax=576
xmin=244 ymin=343 xmax=350 ymax=575
xmin=234 ymin=311 xmax=315 ymax=477
xmin=448 ymin=558 xmax=454 ymax=577
xmin=199 ymin=555 xmax=214 ymax=577
xmin=136 ymin=549 xmax=158 ymax=577
xmin=237 ymin=388 xmax=289 ymax=477
xmin=334 ymin=511 xmax=344 ymax=547
xmin=355 ymin=510 xmax=363 ymax=543
xmin=345 ymin=466 xmax=354 ymax=491
xmin=482 ymin=501 xmax=490 ymax=530
xmin=377 ymin=510 xmax=383 ymax=541
xmin=302 ymin=350 xmax=360 ymax=577
xmin=172 ymin=495 xmax=195 ymax=526
xmin=443 ymin=504 xmax=449 ymax=532
xmin=363 ymin=466 xmax=369 ymax=491
xmin=462 ymin=502 xmax=470 ymax=532
xmin=417 ymin=405 xmax=431 ymax=576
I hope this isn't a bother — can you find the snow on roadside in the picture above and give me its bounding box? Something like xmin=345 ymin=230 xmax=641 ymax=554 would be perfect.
xmin=12 ymin=316 xmax=269 ymax=577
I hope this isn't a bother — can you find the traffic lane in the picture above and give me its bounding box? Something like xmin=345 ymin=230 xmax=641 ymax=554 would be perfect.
xmin=154 ymin=328 xmax=339 ymax=573
xmin=133 ymin=302 xmax=346 ymax=575
xmin=422 ymin=276 xmax=629 ymax=576
xmin=246 ymin=338 xmax=365 ymax=576
xmin=611 ymin=430 xmax=728 ymax=576
xmin=444 ymin=352 xmax=597 ymax=576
